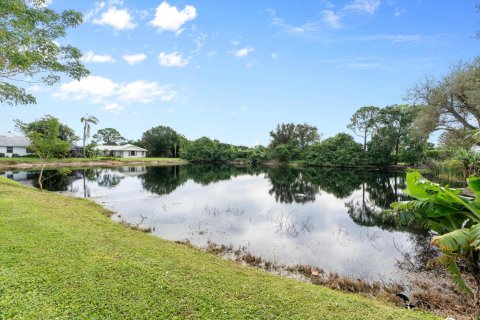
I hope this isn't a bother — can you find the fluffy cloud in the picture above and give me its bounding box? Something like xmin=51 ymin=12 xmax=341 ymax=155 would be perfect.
xmin=150 ymin=1 xmax=197 ymax=32
xmin=54 ymin=76 xmax=177 ymax=113
xmin=54 ymin=76 xmax=118 ymax=102
xmin=93 ymin=7 xmax=136 ymax=30
xmin=344 ymin=0 xmax=381 ymax=14
xmin=234 ymin=47 xmax=254 ymax=58
xmin=158 ymin=52 xmax=189 ymax=67
xmin=82 ymin=50 xmax=116 ymax=63
xmin=322 ymin=10 xmax=341 ymax=29
xmin=118 ymin=81 xmax=176 ymax=103
xmin=123 ymin=53 xmax=147 ymax=65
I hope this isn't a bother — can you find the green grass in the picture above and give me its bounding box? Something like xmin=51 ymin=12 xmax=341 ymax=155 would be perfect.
xmin=0 ymin=177 xmax=439 ymax=320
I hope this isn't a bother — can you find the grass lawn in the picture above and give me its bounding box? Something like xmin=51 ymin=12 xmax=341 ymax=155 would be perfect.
xmin=0 ymin=177 xmax=439 ymax=319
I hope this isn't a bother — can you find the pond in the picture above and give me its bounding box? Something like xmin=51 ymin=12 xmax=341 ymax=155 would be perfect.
xmin=3 ymin=164 xmax=436 ymax=282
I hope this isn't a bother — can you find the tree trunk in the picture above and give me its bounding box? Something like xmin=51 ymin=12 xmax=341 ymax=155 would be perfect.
xmin=38 ymin=162 xmax=45 ymax=190
xmin=82 ymin=123 xmax=86 ymax=158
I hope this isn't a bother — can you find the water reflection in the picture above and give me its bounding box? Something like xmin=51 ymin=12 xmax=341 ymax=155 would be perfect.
xmin=4 ymin=165 xmax=431 ymax=281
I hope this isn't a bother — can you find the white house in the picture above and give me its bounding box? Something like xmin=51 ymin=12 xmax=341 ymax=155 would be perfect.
xmin=0 ymin=134 xmax=32 ymax=157
xmin=93 ymin=144 xmax=148 ymax=158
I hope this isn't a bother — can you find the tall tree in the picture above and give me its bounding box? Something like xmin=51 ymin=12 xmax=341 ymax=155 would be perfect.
xmin=92 ymin=128 xmax=126 ymax=146
xmin=347 ymin=106 xmax=381 ymax=150
xmin=140 ymin=126 xmax=179 ymax=157
xmin=269 ymin=123 xmax=297 ymax=148
xmin=15 ymin=116 xmax=72 ymax=189
xmin=1 ymin=0 xmax=89 ymax=106
xmin=80 ymin=115 xmax=99 ymax=157
xmin=295 ymin=123 xmax=321 ymax=150
xmin=368 ymin=105 xmax=419 ymax=165
xmin=269 ymin=123 xmax=321 ymax=149
xmin=408 ymin=59 xmax=480 ymax=138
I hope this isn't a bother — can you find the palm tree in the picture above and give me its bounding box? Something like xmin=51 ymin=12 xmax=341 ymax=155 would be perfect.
xmin=80 ymin=115 xmax=99 ymax=157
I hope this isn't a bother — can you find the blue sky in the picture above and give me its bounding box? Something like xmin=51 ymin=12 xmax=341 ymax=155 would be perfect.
xmin=2 ymin=0 xmax=479 ymax=146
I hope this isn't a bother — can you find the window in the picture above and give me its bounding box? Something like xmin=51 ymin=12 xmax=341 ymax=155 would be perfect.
xmin=6 ymin=147 xmax=13 ymax=153
xmin=26 ymin=148 xmax=33 ymax=154
xmin=130 ymin=150 xmax=136 ymax=156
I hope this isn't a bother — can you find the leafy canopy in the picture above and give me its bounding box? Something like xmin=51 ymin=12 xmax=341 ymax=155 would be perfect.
xmin=92 ymin=128 xmax=126 ymax=146
xmin=0 ymin=0 xmax=89 ymax=105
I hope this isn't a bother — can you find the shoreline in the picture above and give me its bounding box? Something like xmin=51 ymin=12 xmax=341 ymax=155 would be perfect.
xmin=0 ymin=158 xmax=188 ymax=170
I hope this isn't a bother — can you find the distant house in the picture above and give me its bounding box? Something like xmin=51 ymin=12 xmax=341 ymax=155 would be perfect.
xmin=93 ymin=144 xmax=148 ymax=158
xmin=0 ymin=134 xmax=32 ymax=157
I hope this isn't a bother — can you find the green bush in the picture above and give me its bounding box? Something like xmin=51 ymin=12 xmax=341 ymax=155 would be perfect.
xmin=305 ymin=133 xmax=364 ymax=167
xmin=272 ymin=144 xmax=299 ymax=162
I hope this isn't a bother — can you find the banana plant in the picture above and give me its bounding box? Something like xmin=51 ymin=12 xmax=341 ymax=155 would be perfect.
xmin=392 ymin=171 xmax=480 ymax=304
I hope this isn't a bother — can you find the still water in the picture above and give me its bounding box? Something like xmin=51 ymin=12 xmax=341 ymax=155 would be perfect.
xmin=4 ymin=165 xmax=432 ymax=282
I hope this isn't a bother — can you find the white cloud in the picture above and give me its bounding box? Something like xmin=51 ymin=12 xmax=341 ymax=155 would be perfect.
xmin=272 ymin=17 xmax=318 ymax=35
xmin=118 ymin=81 xmax=176 ymax=103
xmin=270 ymin=53 xmax=279 ymax=59
xmin=123 ymin=53 xmax=147 ymax=65
xmin=103 ymin=102 xmax=124 ymax=115
xmin=150 ymin=1 xmax=197 ymax=32
xmin=54 ymin=76 xmax=118 ymax=102
xmin=233 ymin=47 xmax=254 ymax=58
xmin=322 ymin=10 xmax=342 ymax=29
xmin=93 ymin=7 xmax=136 ymax=30
xmin=230 ymin=39 xmax=240 ymax=46
xmin=82 ymin=50 xmax=116 ymax=63
xmin=344 ymin=0 xmax=381 ymax=14
xmin=54 ymin=76 xmax=178 ymax=112
xmin=158 ymin=52 xmax=189 ymax=67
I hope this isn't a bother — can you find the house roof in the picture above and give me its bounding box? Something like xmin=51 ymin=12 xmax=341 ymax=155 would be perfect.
xmin=0 ymin=135 xmax=30 ymax=147
xmin=93 ymin=144 xmax=148 ymax=152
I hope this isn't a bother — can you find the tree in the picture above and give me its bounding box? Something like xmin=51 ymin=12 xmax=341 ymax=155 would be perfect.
xmin=80 ymin=115 xmax=99 ymax=157
xmin=295 ymin=123 xmax=321 ymax=150
xmin=269 ymin=122 xmax=321 ymax=150
xmin=408 ymin=59 xmax=480 ymax=138
xmin=15 ymin=115 xmax=78 ymax=149
xmin=269 ymin=123 xmax=297 ymax=148
xmin=140 ymin=126 xmax=179 ymax=157
xmin=1 ymin=0 xmax=89 ymax=106
xmin=92 ymin=128 xmax=126 ymax=146
xmin=304 ymin=133 xmax=364 ymax=167
xmin=15 ymin=116 xmax=72 ymax=189
xmin=369 ymin=105 xmax=419 ymax=165
xmin=347 ymin=106 xmax=381 ymax=150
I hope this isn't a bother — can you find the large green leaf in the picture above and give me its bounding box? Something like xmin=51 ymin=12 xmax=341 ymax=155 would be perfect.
xmin=436 ymin=254 xmax=474 ymax=297
xmin=467 ymin=174 xmax=480 ymax=204
xmin=471 ymin=223 xmax=480 ymax=250
xmin=432 ymin=228 xmax=470 ymax=252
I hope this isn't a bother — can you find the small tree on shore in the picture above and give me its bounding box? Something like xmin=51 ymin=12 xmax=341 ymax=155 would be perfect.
xmin=16 ymin=116 xmax=71 ymax=189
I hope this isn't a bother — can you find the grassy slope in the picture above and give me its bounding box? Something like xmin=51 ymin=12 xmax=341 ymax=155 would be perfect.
xmin=0 ymin=177 xmax=438 ymax=320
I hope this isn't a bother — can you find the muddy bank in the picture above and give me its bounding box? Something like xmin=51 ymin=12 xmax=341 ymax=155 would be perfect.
xmin=175 ymin=240 xmax=476 ymax=320
xmin=0 ymin=159 xmax=187 ymax=170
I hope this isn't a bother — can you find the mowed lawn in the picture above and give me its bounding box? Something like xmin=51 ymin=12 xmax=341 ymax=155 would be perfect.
xmin=0 ymin=177 xmax=439 ymax=319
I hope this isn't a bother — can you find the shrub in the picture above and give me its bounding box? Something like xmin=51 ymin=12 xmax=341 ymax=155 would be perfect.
xmin=272 ymin=144 xmax=299 ymax=162
xmin=305 ymin=133 xmax=364 ymax=167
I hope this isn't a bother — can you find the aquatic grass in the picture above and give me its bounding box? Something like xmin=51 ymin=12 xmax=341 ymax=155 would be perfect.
xmin=0 ymin=177 xmax=439 ymax=319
